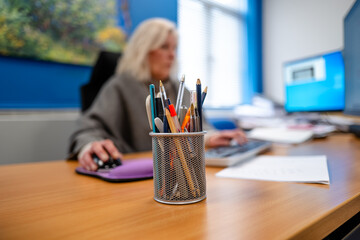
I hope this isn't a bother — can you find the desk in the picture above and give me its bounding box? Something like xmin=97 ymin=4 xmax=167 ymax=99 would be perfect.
xmin=1 ymin=134 xmax=359 ymax=240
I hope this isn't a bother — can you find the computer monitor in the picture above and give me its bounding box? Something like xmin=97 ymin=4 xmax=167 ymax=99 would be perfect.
xmin=284 ymin=51 xmax=345 ymax=113
xmin=344 ymin=0 xmax=360 ymax=116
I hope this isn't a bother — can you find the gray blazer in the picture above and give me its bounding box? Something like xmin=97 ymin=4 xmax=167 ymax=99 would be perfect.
xmin=68 ymin=73 xmax=190 ymax=159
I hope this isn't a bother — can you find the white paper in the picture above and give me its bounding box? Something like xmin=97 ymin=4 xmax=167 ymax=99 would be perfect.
xmin=216 ymin=155 xmax=330 ymax=184
xmin=248 ymin=127 xmax=313 ymax=144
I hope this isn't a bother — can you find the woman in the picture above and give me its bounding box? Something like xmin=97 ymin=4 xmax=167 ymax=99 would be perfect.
xmin=69 ymin=18 xmax=246 ymax=171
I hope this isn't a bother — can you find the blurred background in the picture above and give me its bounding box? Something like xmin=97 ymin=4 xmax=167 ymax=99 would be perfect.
xmin=0 ymin=0 xmax=357 ymax=164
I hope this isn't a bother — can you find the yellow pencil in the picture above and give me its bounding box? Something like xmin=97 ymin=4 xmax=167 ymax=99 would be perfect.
xmin=165 ymin=109 xmax=197 ymax=197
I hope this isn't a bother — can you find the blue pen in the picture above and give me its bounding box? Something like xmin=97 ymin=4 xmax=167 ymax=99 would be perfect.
xmin=163 ymin=99 xmax=172 ymax=133
xmin=163 ymin=115 xmax=168 ymax=133
xmin=149 ymin=84 xmax=157 ymax=133
xmin=196 ymin=79 xmax=202 ymax=131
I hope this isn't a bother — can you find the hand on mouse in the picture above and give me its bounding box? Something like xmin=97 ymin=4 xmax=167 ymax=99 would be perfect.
xmin=78 ymin=139 xmax=123 ymax=171
xmin=206 ymin=129 xmax=247 ymax=148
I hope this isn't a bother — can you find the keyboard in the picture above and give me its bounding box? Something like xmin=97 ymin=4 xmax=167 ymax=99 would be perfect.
xmin=205 ymin=139 xmax=272 ymax=167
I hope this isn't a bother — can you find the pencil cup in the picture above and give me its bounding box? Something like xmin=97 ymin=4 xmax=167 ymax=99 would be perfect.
xmin=149 ymin=131 xmax=207 ymax=205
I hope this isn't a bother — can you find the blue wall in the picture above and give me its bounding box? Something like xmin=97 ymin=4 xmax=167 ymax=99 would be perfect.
xmin=0 ymin=0 xmax=178 ymax=109
xmin=128 ymin=0 xmax=177 ymax=32
xmin=0 ymin=56 xmax=92 ymax=109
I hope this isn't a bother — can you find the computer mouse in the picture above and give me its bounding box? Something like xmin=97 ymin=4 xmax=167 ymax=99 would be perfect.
xmin=92 ymin=153 xmax=122 ymax=172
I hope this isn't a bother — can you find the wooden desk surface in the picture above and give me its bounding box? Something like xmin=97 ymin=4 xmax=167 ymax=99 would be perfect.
xmin=1 ymin=134 xmax=359 ymax=240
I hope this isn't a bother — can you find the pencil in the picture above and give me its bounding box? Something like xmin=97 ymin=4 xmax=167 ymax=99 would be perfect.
xmin=181 ymin=90 xmax=197 ymax=132
xmin=181 ymin=108 xmax=190 ymax=132
xmin=165 ymin=109 xmax=197 ymax=197
xmin=179 ymin=105 xmax=188 ymax=126
xmin=168 ymin=104 xmax=181 ymax=132
xmin=196 ymin=79 xmax=202 ymax=131
xmin=201 ymin=86 xmax=208 ymax=106
xmin=190 ymin=103 xmax=196 ymax=132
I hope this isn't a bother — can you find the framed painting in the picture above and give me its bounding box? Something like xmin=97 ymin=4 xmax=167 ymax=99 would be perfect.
xmin=0 ymin=0 xmax=126 ymax=66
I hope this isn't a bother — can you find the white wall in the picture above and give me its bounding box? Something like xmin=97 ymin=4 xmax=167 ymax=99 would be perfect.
xmin=0 ymin=111 xmax=79 ymax=165
xmin=262 ymin=0 xmax=356 ymax=104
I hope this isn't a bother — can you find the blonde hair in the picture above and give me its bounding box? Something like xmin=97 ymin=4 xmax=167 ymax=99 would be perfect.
xmin=116 ymin=18 xmax=178 ymax=82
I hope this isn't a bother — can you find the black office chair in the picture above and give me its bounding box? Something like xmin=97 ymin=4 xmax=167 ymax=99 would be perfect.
xmin=81 ymin=51 xmax=121 ymax=112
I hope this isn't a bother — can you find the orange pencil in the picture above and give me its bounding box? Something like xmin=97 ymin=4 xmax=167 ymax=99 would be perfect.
xmin=181 ymin=108 xmax=191 ymax=132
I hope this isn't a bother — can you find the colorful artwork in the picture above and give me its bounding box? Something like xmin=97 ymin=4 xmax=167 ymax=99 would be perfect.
xmin=0 ymin=0 xmax=126 ymax=66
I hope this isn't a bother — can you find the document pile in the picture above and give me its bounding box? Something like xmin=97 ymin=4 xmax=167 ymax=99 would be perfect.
xmin=216 ymin=155 xmax=330 ymax=184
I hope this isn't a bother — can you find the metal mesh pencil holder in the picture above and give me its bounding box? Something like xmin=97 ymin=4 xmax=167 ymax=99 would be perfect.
xmin=149 ymin=131 xmax=207 ymax=205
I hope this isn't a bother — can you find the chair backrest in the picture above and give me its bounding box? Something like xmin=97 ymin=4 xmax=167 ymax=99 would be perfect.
xmin=81 ymin=51 xmax=121 ymax=112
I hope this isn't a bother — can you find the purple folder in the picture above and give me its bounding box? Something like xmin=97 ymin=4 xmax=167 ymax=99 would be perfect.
xmin=75 ymin=158 xmax=153 ymax=182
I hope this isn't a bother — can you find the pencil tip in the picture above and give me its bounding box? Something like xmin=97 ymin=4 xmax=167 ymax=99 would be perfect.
xmin=204 ymin=86 xmax=208 ymax=93
xmin=159 ymin=80 xmax=163 ymax=87
xmin=190 ymin=103 xmax=195 ymax=115
xmin=196 ymin=78 xmax=201 ymax=85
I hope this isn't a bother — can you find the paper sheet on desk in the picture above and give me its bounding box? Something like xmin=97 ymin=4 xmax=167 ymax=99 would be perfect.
xmin=216 ymin=155 xmax=330 ymax=184
xmin=248 ymin=127 xmax=313 ymax=144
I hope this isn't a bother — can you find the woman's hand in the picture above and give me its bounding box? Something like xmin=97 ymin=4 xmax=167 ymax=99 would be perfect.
xmin=78 ymin=139 xmax=123 ymax=171
xmin=206 ymin=129 xmax=247 ymax=148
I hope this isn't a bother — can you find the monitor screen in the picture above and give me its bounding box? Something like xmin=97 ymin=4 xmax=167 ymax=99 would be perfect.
xmin=284 ymin=51 xmax=345 ymax=113
xmin=344 ymin=0 xmax=360 ymax=116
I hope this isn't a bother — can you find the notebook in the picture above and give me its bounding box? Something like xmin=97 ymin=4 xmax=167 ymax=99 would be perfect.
xmin=205 ymin=139 xmax=272 ymax=167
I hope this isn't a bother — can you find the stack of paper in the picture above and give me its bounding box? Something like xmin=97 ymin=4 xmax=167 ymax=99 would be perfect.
xmin=248 ymin=127 xmax=313 ymax=144
xmin=216 ymin=155 xmax=330 ymax=184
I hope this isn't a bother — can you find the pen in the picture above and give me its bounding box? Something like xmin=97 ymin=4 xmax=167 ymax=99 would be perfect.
xmin=163 ymin=115 xmax=169 ymax=133
xmin=196 ymin=79 xmax=202 ymax=131
xmin=159 ymin=80 xmax=169 ymax=108
xmin=157 ymin=92 xmax=165 ymax=112
xmin=175 ymin=75 xmax=185 ymax=115
xmin=149 ymin=84 xmax=156 ymax=133
xmin=155 ymin=97 xmax=163 ymax=132
xmin=163 ymin=99 xmax=171 ymax=133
